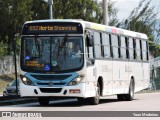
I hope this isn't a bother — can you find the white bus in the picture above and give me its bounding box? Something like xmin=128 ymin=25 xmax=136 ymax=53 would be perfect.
xmin=19 ymin=19 xmax=149 ymax=105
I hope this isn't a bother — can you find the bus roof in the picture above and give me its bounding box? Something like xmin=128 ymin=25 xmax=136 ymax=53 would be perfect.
xmin=24 ymin=19 xmax=148 ymax=40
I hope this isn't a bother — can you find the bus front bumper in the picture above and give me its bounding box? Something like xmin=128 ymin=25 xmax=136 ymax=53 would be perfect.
xmin=19 ymin=83 xmax=86 ymax=98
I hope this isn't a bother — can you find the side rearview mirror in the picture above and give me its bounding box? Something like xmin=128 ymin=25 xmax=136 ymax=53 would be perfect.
xmin=87 ymin=58 xmax=95 ymax=66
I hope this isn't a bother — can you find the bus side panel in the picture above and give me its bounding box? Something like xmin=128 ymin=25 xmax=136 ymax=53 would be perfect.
xmin=95 ymin=60 xmax=113 ymax=96
xmin=129 ymin=61 xmax=144 ymax=93
xmin=85 ymin=65 xmax=97 ymax=97
xmin=85 ymin=60 xmax=113 ymax=97
xmin=112 ymin=61 xmax=129 ymax=95
xmin=143 ymin=62 xmax=150 ymax=89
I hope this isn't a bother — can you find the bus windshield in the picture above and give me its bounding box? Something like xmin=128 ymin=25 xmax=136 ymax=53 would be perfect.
xmin=21 ymin=36 xmax=84 ymax=73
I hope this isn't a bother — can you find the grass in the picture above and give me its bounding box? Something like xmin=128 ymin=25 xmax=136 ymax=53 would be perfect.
xmin=0 ymin=74 xmax=15 ymax=94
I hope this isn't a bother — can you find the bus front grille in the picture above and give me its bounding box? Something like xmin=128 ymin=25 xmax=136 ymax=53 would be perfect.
xmin=31 ymin=75 xmax=71 ymax=80
xmin=39 ymin=88 xmax=62 ymax=93
xmin=37 ymin=83 xmax=66 ymax=86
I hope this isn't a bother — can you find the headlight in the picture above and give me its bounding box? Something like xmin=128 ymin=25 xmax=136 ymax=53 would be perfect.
xmin=20 ymin=75 xmax=35 ymax=86
xmin=68 ymin=75 xmax=85 ymax=86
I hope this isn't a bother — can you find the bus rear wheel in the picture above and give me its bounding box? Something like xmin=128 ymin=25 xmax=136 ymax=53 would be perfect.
xmin=117 ymin=80 xmax=134 ymax=101
xmin=124 ymin=80 xmax=134 ymax=101
xmin=38 ymin=97 xmax=50 ymax=106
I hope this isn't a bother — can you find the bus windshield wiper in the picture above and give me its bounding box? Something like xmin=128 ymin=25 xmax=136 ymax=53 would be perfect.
xmin=56 ymin=35 xmax=67 ymax=58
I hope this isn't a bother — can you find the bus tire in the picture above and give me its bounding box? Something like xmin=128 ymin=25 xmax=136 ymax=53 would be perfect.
xmin=117 ymin=94 xmax=125 ymax=101
xmin=38 ymin=97 xmax=50 ymax=106
xmin=88 ymin=82 xmax=100 ymax=105
xmin=77 ymin=98 xmax=87 ymax=104
xmin=124 ymin=80 xmax=134 ymax=101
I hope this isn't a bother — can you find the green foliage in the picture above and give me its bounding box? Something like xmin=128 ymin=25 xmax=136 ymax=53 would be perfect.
xmin=0 ymin=0 xmax=33 ymax=54
xmin=53 ymin=0 xmax=102 ymax=23
xmin=117 ymin=0 xmax=160 ymax=57
xmin=31 ymin=0 xmax=48 ymax=20
xmin=0 ymin=41 xmax=8 ymax=57
xmin=0 ymin=0 xmax=118 ymax=55
xmin=97 ymin=0 xmax=118 ymax=25
xmin=154 ymin=77 xmax=160 ymax=90
xmin=15 ymin=37 xmax=21 ymax=54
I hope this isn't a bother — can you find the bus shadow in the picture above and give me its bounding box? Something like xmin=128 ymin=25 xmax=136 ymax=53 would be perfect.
xmin=19 ymin=98 xmax=138 ymax=107
xmin=34 ymin=98 xmax=128 ymax=107
xmin=45 ymin=98 xmax=138 ymax=107
xmin=99 ymin=99 xmax=118 ymax=104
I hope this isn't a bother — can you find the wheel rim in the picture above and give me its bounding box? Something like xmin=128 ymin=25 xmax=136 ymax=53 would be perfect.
xmin=130 ymin=82 xmax=134 ymax=98
xmin=95 ymin=85 xmax=100 ymax=102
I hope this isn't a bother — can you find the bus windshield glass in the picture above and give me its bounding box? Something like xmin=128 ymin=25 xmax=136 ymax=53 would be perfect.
xmin=21 ymin=36 xmax=84 ymax=73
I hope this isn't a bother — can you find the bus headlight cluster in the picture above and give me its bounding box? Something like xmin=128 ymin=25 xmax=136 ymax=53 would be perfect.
xmin=68 ymin=75 xmax=85 ymax=86
xmin=20 ymin=75 xmax=35 ymax=86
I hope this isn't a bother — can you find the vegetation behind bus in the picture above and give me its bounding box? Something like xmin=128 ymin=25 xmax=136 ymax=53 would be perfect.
xmin=118 ymin=0 xmax=160 ymax=57
xmin=0 ymin=0 xmax=160 ymax=57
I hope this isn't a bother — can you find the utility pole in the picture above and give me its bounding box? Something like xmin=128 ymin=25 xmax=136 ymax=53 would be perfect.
xmin=13 ymin=33 xmax=19 ymax=96
xmin=103 ymin=0 xmax=108 ymax=25
xmin=41 ymin=0 xmax=53 ymax=19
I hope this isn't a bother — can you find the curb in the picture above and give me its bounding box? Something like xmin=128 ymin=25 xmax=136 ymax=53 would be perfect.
xmin=0 ymin=96 xmax=71 ymax=106
xmin=0 ymin=96 xmax=38 ymax=106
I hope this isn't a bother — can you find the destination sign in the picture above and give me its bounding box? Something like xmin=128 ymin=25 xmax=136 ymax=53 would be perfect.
xmin=26 ymin=61 xmax=44 ymax=67
xmin=29 ymin=25 xmax=77 ymax=31
xmin=22 ymin=22 xmax=83 ymax=35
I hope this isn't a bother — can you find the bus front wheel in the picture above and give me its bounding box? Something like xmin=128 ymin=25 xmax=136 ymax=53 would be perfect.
xmin=88 ymin=83 xmax=100 ymax=105
xmin=38 ymin=97 xmax=50 ymax=106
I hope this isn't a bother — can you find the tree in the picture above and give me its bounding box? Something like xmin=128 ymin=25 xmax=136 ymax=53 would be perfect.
xmin=0 ymin=41 xmax=8 ymax=57
xmin=31 ymin=0 xmax=118 ymax=25
xmin=31 ymin=0 xmax=48 ymax=20
xmin=0 ymin=0 xmax=118 ymax=55
xmin=117 ymin=0 xmax=160 ymax=57
xmin=97 ymin=0 xmax=118 ymax=25
xmin=52 ymin=0 xmax=101 ymax=23
xmin=0 ymin=0 xmax=33 ymax=54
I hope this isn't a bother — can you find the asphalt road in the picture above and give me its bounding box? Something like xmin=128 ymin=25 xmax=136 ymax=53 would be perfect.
xmin=0 ymin=92 xmax=160 ymax=120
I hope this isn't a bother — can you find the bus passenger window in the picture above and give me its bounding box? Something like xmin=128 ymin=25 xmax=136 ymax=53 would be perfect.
xmin=88 ymin=47 xmax=94 ymax=59
xmin=129 ymin=38 xmax=134 ymax=60
xmin=120 ymin=36 xmax=127 ymax=59
xmin=146 ymin=41 xmax=149 ymax=60
xmin=140 ymin=40 xmax=143 ymax=60
xmin=102 ymin=33 xmax=111 ymax=58
xmin=86 ymin=31 xmax=94 ymax=59
xmin=111 ymin=34 xmax=119 ymax=59
xmin=142 ymin=40 xmax=147 ymax=61
xmin=125 ymin=37 xmax=129 ymax=59
xmin=133 ymin=39 xmax=136 ymax=59
xmin=136 ymin=39 xmax=141 ymax=60
xmin=94 ymin=32 xmax=102 ymax=58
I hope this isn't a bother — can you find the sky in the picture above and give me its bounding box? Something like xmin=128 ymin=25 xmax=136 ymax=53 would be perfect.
xmin=110 ymin=0 xmax=160 ymax=20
